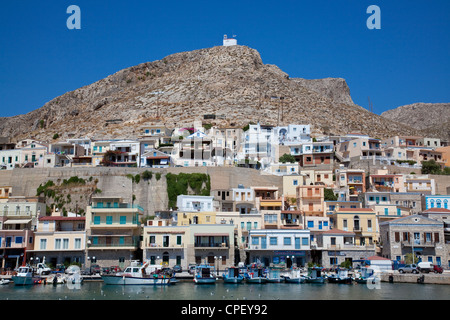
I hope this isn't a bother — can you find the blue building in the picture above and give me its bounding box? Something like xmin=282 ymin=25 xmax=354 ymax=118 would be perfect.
xmin=425 ymin=195 xmax=450 ymax=210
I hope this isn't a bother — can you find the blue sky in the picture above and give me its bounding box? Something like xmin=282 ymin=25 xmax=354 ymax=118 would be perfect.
xmin=0 ymin=0 xmax=449 ymax=117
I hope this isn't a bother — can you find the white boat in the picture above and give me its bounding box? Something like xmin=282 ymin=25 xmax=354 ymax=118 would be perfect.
xmin=284 ymin=269 xmax=307 ymax=284
xmin=0 ymin=279 xmax=11 ymax=285
xmin=101 ymin=261 xmax=172 ymax=285
xmin=222 ymin=267 xmax=244 ymax=284
xmin=245 ymin=267 xmax=267 ymax=284
xmin=11 ymin=266 xmax=42 ymax=286
xmin=266 ymin=268 xmax=283 ymax=283
xmin=46 ymin=273 xmax=66 ymax=285
xmin=193 ymin=265 xmax=216 ymax=284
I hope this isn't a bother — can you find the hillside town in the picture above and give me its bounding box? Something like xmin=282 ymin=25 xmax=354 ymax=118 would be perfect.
xmin=0 ymin=118 xmax=449 ymax=282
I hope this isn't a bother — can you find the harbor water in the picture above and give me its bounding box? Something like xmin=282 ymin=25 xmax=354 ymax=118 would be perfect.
xmin=0 ymin=280 xmax=449 ymax=300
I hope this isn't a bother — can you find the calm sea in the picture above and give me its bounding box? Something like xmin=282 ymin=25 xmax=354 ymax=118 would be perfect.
xmin=0 ymin=280 xmax=449 ymax=300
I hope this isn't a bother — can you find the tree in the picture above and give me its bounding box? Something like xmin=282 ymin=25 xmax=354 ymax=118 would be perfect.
xmin=421 ymin=160 xmax=441 ymax=175
xmin=279 ymin=153 xmax=296 ymax=163
xmin=324 ymin=188 xmax=338 ymax=201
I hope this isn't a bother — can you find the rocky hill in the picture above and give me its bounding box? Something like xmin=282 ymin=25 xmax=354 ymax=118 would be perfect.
xmin=381 ymin=103 xmax=450 ymax=141
xmin=0 ymin=45 xmax=424 ymax=142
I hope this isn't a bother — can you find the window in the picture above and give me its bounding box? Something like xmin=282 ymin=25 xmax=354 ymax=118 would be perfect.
xmin=55 ymin=239 xmax=61 ymax=250
xmin=269 ymin=237 xmax=277 ymax=245
xmin=120 ymin=216 xmax=127 ymax=224
xmin=307 ymin=221 xmax=314 ymax=228
xmin=63 ymin=239 xmax=69 ymax=249
xmin=177 ymin=235 xmax=182 ymax=245
xmin=283 ymin=237 xmax=291 ymax=246
xmin=254 ymin=222 xmax=258 ymax=229
xmin=40 ymin=239 xmax=47 ymax=250
xmin=293 ymin=180 xmax=298 ymax=186
xmin=302 ymin=237 xmax=309 ymax=246
xmin=106 ymin=216 xmax=113 ymax=225
xmin=15 ymin=236 xmax=23 ymax=244
xmin=75 ymin=238 xmax=81 ymax=249
xmin=252 ymin=237 xmax=259 ymax=245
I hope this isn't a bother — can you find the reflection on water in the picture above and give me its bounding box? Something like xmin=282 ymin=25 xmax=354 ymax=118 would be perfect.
xmin=0 ymin=281 xmax=449 ymax=300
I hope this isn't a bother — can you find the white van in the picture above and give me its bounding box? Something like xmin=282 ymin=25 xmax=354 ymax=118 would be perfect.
xmin=417 ymin=262 xmax=433 ymax=273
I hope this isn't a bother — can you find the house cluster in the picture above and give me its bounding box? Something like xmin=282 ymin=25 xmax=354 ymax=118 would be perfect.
xmin=1 ymin=121 xmax=448 ymax=170
xmin=0 ymin=120 xmax=449 ymax=273
xmin=0 ymin=178 xmax=449 ymax=272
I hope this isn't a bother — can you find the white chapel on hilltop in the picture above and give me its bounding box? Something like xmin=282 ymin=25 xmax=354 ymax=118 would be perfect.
xmin=223 ymin=34 xmax=237 ymax=46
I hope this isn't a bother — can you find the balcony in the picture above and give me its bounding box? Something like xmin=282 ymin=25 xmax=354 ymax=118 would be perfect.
xmin=194 ymin=242 xmax=229 ymax=249
xmin=401 ymin=241 xmax=437 ymax=248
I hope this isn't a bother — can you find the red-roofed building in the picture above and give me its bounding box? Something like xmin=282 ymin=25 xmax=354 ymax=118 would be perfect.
xmin=30 ymin=208 xmax=86 ymax=267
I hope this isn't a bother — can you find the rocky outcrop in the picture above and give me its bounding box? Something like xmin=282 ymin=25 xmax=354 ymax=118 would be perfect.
xmin=0 ymin=45 xmax=422 ymax=142
xmin=381 ymin=103 xmax=450 ymax=141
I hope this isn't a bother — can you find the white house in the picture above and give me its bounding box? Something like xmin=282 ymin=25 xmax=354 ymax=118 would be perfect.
xmin=247 ymin=229 xmax=311 ymax=267
xmin=176 ymin=195 xmax=215 ymax=212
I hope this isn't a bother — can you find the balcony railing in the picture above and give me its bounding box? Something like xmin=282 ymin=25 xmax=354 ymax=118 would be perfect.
xmin=194 ymin=242 xmax=229 ymax=248
xmin=401 ymin=240 xmax=437 ymax=248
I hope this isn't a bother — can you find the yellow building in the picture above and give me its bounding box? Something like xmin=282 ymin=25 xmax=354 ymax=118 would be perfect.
xmin=177 ymin=211 xmax=217 ymax=226
xmin=85 ymin=196 xmax=143 ymax=269
xmin=328 ymin=208 xmax=377 ymax=246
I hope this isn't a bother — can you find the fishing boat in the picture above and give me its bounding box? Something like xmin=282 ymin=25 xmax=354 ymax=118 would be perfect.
xmin=245 ymin=267 xmax=267 ymax=284
xmin=266 ymin=268 xmax=283 ymax=283
xmin=327 ymin=268 xmax=353 ymax=284
xmin=283 ymin=269 xmax=306 ymax=284
xmin=222 ymin=267 xmax=244 ymax=284
xmin=101 ymin=261 xmax=172 ymax=285
xmin=193 ymin=265 xmax=216 ymax=284
xmin=11 ymin=266 xmax=42 ymax=286
xmin=354 ymin=266 xmax=377 ymax=284
xmin=46 ymin=273 xmax=66 ymax=285
xmin=305 ymin=267 xmax=325 ymax=284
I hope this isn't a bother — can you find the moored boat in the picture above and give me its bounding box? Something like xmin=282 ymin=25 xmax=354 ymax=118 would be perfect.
xmin=101 ymin=261 xmax=172 ymax=285
xmin=305 ymin=267 xmax=325 ymax=284
xmin=327 ymin=268 xmax=353 ymax=284
xmin=266 ymin=268 xmax=283 ymax=283
xmin=193 ymin=265 xmax=216 ymax=284
xmin=284 ymin=269 xmax=306 ymax=284
xmin=11 ymin=266 xmax=42 ymax=286
xmin=354 ymin=266 xmax=378 ymax=284
xmin=245 ymin=267 xmax=267 ymax=284
xmin=222 ymin=267 xmax=244 ymax=284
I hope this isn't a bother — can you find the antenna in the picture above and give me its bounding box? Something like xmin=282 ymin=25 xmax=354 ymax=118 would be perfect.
xmin=368 ymin=97 xmax=373 ymax=113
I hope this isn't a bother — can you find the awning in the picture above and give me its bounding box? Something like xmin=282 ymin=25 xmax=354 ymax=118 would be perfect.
xmin=4 ymin=219 xmax=31 ymax=225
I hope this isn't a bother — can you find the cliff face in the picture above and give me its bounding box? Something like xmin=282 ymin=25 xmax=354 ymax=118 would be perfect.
xmin=381 ymin=103 xmax=450 ymax=141
xmin=0 ymin=45 xmax=422 ymax=142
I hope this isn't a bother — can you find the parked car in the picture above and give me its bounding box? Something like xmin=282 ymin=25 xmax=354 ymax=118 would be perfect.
xmin=398 ymin=264 xmax=419 ymax=274
xmin=90 ymin=264 xmax=101 ymax=274
xmin=433 ymin=265 xmax=443 ymax=274
xmin=417 ymin=262 xmax=433 ymax=273
xmin=173 ymin=265 xmax=182 ymax=273
xmin=110 ymin=266 xmax=122 ymax=273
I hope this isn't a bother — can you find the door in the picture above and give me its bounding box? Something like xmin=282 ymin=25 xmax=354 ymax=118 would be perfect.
xmin=261 ymin=237 xmax=267 ymax=249
xmin=295 ymin=238 xmax=301 ymax=249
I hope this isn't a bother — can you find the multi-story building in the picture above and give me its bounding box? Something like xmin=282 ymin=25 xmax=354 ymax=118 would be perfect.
xmin=176 ymin=195 xmax=215 ymax=212
xmin=207 ymin=127 xmax=243 ymax=166
xmin=328 ymin=208 xmax=378 ymax=246
xmin=290 ymin=141 xmax=334 ymax=168
xmin=85 ymin=196 xmax=143 ymax=269
xmin=368 ymin=170 xmax=405 ymax=193
xmin=0 ymin=197 xmax=46 ymax=269
xmin=315 ymin=229 xmax=376 ymax=268
xmin=379 ymin=214 xmax=447 ymax=266
xmin=242 ymin=123 xmax=278 ymax=168
xmin=247 ymin=228 xmax=311 ymax=268
xmin=296 ymin=185 xmax=325 ymax=217
xmin=335 ymin=168 xmax=366 ymax=201
xmin=31 ymin=208 xmax=86 ymax=267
